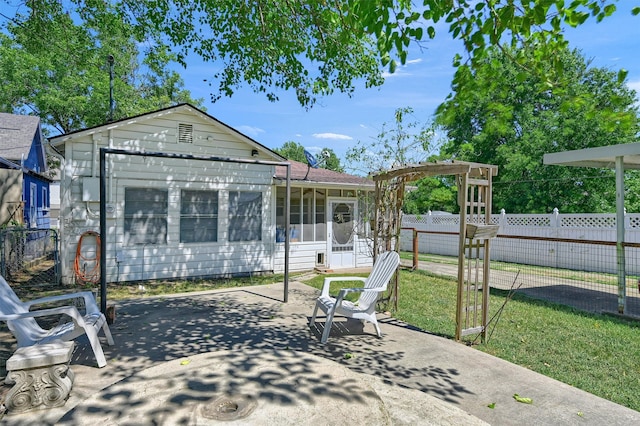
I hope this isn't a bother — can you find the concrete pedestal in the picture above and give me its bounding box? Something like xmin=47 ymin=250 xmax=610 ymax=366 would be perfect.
xmin=4 ymin=341 xmax=74 ymax=413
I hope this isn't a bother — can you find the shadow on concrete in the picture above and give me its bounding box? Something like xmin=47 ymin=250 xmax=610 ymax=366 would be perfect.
xmin=51 ymin=285 xmax=475 ymax=424
xmin=509 ymin=285 xmax=640 ymax=318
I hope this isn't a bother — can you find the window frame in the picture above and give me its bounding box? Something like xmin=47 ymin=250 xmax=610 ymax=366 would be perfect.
xmin=180 ymin=189 xmax=219 ymax=243
xmin=228 ymin=191 xmax=263 ymax=242
xmin=123 ymin=187 xmax=168 ymax=246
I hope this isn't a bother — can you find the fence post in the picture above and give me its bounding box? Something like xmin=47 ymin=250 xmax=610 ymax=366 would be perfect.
xmin=499 ymin=208 xmax=506 ymax=230
xmin=413 ymin=228 xmax=418 ymax=270
xmin=624 ymin=207 xmax=629 ymax=229
xmin=551 ymin=208 xmax=560 ymax=228
xmin=552 ymin=208 xmax=560 ymax=268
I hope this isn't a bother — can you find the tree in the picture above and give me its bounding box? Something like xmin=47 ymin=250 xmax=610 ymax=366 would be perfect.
xmin=0 ymin=2 xmax=202 ymax=134
xmin=274 ymin=141 xmax=344 ymax=172
xmin=273 ymin=142 xmax=307 ymax=164
xmin=403 ymin=176 xmax=458 ymax=214
xmin=346 ymin=107 xmax=438 ymax=174
xmin=346 ymin=106 xmax=459 ymax=214
xmin=435 ymin=45 xmax=640 ymax=213
xmin=14 ymin=1 xmax=634 ymax=110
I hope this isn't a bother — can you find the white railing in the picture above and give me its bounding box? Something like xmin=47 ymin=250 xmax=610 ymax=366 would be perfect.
xmin=401 ymin=209 xmax=640 ymax=274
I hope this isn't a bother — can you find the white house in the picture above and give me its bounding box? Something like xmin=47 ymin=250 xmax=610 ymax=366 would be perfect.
xmin=49 ymin=104 xmax=374 ymax=285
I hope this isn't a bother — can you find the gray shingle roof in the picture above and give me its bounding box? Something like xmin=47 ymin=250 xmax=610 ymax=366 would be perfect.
xmin=275 ymin=160 xmax=372 ymax=187
xmin=0 ymin=113 xmax=41 ymax=162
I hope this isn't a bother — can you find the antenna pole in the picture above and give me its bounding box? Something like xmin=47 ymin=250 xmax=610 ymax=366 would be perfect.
xmin=108 ymin=55 xmax=115 ymax=121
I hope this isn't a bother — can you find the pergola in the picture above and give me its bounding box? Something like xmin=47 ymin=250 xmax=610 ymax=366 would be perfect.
xmin=544 ymin=142 xmax=640 ymax=314
xmin=371 ymin=160 xmax=498 ymax=341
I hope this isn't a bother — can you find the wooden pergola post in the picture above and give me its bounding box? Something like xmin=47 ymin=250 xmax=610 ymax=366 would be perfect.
xmin=371 ymin=161 xmax=498 ymax=341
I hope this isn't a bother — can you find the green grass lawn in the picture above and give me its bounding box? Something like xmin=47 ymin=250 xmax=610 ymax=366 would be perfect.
xmin=302 ymin=269 xmax=640 ymax=412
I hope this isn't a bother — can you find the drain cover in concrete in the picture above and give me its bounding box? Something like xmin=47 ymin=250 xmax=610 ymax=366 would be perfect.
xmin=58 ymin=349 xmax=486 ymax=425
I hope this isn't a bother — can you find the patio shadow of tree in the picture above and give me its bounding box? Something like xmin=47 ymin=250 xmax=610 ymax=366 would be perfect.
xmin=41 ymin=286 xmax=474 ymax=423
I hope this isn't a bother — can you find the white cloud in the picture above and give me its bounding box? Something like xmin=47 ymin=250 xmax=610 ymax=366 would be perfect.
xmin=627 ymin=80 xmax=640 ymax=93
xmin=381 ymin=58 xmax=424 ymax=79
xmin=382 ymin=68 xmax=407 ymax=79
xmin=236 ymin=125 xmax=265 ymax=137
xmin=312 ymin=133 xmax=353 ymax=140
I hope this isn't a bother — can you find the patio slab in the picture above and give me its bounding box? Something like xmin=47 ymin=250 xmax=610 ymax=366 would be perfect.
xmin=1 ymin=280 xmax=639 ymax=425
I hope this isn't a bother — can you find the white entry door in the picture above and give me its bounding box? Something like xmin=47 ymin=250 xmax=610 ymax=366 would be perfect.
xmin=328 ymin=200 xmax=356 ymax=268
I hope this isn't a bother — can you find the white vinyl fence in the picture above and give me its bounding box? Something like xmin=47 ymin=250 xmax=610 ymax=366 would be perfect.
xmin=401 ymin=209 xmax=640 ymax=275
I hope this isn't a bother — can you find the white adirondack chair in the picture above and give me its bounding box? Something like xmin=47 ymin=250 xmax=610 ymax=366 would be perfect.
xmin=0 ymin=275 xmax=114 ymax=368
xmin=310 ymin=251 xmax=400 ymax=344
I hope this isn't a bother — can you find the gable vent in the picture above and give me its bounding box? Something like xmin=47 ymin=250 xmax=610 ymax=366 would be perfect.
xmin=178 ymin=123 xmax=193 ymax=143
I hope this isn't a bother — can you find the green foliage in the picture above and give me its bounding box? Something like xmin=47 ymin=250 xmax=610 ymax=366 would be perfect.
xmin=436 ymin=45 xmax=639 ymax=213
xmin=274 ymin=141 xmax=344 ymax=172
xmin=321 ymin=148 xmax=344 ymax=173
xmin=274 ymin=141 xmax=307 ymax=163
xmin=346 ymin=106 xmax=438 ymax=175
xmin=17 ymin=1 xmax=629 ymax=109
xmin=403 ymin=176 xmax=458 ymax=214
xmin=346 ymin=106 xmax=454 ymax=213
xmin=0 ymin=2 xmax=203 ymax=133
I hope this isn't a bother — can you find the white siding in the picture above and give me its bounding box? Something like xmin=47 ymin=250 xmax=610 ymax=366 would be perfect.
xmin=59 ymin=109 xmax=277 ymax=284
xmin=273 ymin=240 xmax=374 ymax=273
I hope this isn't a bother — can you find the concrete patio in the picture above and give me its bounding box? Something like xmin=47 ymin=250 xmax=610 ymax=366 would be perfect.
xmin=1 ymin=280 xmax=639 ymax=425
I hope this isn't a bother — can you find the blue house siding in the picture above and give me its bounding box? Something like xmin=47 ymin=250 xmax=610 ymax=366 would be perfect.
xmin=0 ymin=113 xmax=51 ymax=228
xmin=23 ymin=173 xmax=50 ymax=228
xmin=24 ymin=130 xmax=47 ymax=173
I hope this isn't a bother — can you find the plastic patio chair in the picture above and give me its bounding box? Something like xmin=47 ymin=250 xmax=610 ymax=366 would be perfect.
xmin=0 ymin=274 xmax=114 ymax=368
xmin=309 ymin=250 xmax=400 ymax=344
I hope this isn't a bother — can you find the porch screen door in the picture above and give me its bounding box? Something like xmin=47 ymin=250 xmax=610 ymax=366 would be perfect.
xmin=329 ymin=200 xmax=356 ymax=268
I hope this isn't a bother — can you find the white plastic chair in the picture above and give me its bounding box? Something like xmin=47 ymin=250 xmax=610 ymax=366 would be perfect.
xmin=310 ymin=251 xmax=400 ymax=344
xmin=0 ymin=275 xmax=114 ymax=368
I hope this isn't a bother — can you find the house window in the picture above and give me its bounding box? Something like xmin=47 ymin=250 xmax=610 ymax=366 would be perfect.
xmin=276 ymin=187 xmax=326 ymax=242
xmin=180 ymin=190 xmax=218 ymax=243
xmin=315 ymin=189 xmax=326 ymax=240
xmin=228 ymin=191 xmax=262 ymax=242
xmin=29 ymin=183 xmax=37 ymax=228
xmin=303 ymin=189 xmax=314 ymax=242
xmin=124 ymin=188 xmax=168 ymax=245
xmin=178 ymin=123 xmax=193 ymax=143
xmin=42 ymin=187 xmax=48 ymax=212
xmin=290 ymin=188 xmax=301 ymax=241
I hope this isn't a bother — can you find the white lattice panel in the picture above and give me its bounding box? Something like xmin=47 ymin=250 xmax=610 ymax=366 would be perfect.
xmin=560 ymin=215 xmax=615 ymax=228
xmin=506 ymin=215 xmax=550 ymax=227
xmin=403 ymin=215 xmax=425 ymax=224
xmin=432 ymin=216 xmax=459 ymax=226
xmin=629 ymin=215 xmax=640 ymax=229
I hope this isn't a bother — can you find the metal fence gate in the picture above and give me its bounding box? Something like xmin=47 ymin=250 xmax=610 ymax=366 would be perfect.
xmin=0 ymin=228 xmax=60 ymax=288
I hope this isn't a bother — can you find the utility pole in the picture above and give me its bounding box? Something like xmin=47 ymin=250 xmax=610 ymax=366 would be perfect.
xmin=108 ymin=55 xmax=115 ymax=122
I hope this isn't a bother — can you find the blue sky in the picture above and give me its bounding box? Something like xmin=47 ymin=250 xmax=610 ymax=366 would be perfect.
xmin=1 ymin=3 xmax=639 ymax=172
xmin=180 ymin=4 xmax=640 ymax=171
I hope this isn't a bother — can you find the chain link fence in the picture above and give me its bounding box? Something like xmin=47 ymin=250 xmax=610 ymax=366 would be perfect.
xmin=0 ymin=228 xmax=60 ymax=293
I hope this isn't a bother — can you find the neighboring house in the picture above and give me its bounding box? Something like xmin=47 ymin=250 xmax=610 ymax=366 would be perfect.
xmin=49 ymin=104 xmax=374 ymax=285
xmin=0 ymin=113 xmax=51 ymax=228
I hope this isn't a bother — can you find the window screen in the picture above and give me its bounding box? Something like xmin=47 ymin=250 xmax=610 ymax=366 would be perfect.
xmin=124 ymin=188 xmax=168 ymax=245
xmin=180 ymin=190 xmax=218 ymax=243
xmin=228 ymin=191 xmax=262 ymax=242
